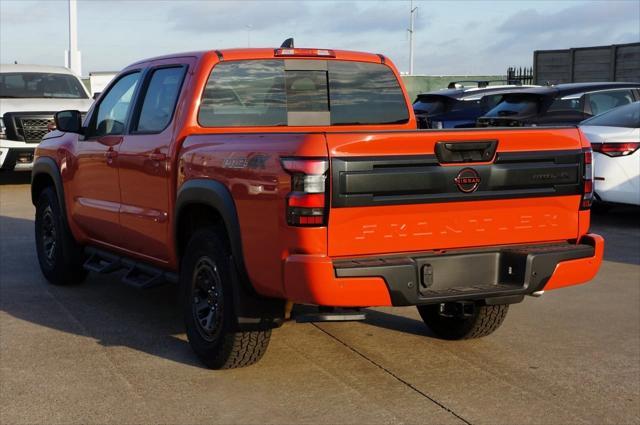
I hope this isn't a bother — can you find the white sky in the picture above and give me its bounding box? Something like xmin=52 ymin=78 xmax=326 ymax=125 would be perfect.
xmin=1 ymin=0 xmax=639 ymax=76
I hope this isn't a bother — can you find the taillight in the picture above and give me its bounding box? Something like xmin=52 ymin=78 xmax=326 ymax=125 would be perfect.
xmin=274 ymin=48 xmax=335 ymax=57
xmin=281 ymin=158 xmax=328 ymax=226
xmin=581 ymin=147 xmax=593 ymax=210
xmin=592 ymin=142 xmax=640 ymax=157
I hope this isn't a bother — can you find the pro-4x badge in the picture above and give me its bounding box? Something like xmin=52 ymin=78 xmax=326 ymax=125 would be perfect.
xmin=454 ymin=168 xmax=481 ymax=193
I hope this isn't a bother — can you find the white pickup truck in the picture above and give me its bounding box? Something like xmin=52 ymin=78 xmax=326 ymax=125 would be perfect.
xmin=0 ymin=64 xmax=93 ymax=171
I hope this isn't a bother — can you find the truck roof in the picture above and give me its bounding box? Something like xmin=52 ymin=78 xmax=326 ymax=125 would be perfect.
xmin=0 ymin=63 xmax=79 ymax=75
xmin=126 ymin=48 xmax=386 ymax=68
xmin=477 ymin=82 xmax=640 ymax=99
xmin=416 ymin=85 xmax=540 ymax=101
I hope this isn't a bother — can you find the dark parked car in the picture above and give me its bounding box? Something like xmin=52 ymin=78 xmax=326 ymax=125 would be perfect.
xmin=413 ymin=83 xmax=537 ymax=129
xmin=476 ymin=82 xmax=640 ymax=127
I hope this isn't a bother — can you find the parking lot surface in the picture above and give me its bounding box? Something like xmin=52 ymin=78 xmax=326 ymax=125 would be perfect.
xmin=1 ymin=174 xmax=639 ymax=425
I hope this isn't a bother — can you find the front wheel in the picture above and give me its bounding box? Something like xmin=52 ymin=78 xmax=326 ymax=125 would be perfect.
xmin=34 ymin=187 xmax=87 ymax=285
xmin=181 ymin=228 xmax=271 ymax=369
xmin=417 ymin=302 xmax=509 ymax=340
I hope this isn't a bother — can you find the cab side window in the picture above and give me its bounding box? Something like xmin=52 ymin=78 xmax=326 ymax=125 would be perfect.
xmin=135 ymin=67 xmax=186 ymax=133
xmin=91 ymin=72 xmax=140 ymax=137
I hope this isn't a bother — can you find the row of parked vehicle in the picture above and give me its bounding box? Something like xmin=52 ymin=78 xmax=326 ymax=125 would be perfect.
xmin=0 ymin=64 xmax=93 ymax=171
xmin=413 ymin=81 xmax=640 ymax=207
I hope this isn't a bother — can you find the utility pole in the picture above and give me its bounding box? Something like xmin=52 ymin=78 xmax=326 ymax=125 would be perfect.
xmin=246 ymin=24 xmax=253 ymax=47
xmin=65 ymin=0 xmax=81 ymax=76
xmin=408 ymin=0 xmax=418 ymax=75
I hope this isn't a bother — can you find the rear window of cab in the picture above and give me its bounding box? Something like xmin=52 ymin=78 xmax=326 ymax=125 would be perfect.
xmin=198 ymin=59 xmax=409 ymax=127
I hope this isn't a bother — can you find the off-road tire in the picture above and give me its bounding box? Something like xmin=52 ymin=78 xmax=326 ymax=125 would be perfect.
xmin=34 ymin=187 xmax=87 ymax=285
xmin=418 ymin=303 xmax=509 ymax=340
xmin=181 ymin=227 xmax=271 ymax=369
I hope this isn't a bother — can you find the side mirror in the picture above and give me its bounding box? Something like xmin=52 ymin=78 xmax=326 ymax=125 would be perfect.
xmin=54 ymin=110 xmax=83 ymax=134
xmin=92 ymin=92 xmax=101 ymax=100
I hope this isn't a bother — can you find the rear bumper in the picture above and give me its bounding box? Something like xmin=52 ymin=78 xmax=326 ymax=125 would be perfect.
xmin=283 ymin=234 xmax=604 ymax=307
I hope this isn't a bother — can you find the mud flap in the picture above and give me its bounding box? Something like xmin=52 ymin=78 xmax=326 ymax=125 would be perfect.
xmin=227 ymin=255 xmax=286 ymax=331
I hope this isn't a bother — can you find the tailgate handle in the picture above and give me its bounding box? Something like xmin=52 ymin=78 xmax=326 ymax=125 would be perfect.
xmin=435 ymin=140 xmax=497 ymax=163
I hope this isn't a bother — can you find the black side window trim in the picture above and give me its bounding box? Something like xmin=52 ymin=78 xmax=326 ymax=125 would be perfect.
xmin=82 ymin=69 xmax=143 ymax=140
xmin=129 ymin=64 xmax=189 ymax=135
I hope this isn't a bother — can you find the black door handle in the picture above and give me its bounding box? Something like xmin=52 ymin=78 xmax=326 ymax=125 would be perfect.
xmin=435 ymin=140 xmax=498 ymax=163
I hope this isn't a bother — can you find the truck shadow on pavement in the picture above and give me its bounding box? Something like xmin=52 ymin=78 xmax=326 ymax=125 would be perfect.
xmin=1 ymin=205 xmax=638 ymax=370
xmin=0 ymin=215 xmax=206 ymax=369
xmin=0 ymin=172 xmax=31 ymax=185
xmin=292 ymin=304 xmax=435 ymax=338
xmin=362 ymin=309 xmax=435 ymax=337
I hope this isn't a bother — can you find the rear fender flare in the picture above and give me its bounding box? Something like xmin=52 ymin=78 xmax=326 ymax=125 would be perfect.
xmin=175 ymin=179 xmax=285 ymax=329
xmin=175 ymin=179 xmax=245 ymax=272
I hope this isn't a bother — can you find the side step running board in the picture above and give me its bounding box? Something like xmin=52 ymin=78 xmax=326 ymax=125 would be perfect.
xmin=84 ymin=250 xmax=121 ymax=273
xmin=83 ymin=247 xmax=178 ymax=289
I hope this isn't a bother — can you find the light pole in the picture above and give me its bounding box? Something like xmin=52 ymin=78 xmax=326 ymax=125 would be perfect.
xmin=408 ymin=0 xmax=418 ymax=75
xmin=66 ymin=0 xmax=81 ymax=76
xmin=246 ymin=24 xmax=253 ymax=47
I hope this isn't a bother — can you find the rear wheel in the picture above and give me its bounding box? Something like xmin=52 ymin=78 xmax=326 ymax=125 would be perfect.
xmin=417 ymin=302 xmax=509 ymax=340
xmin=181 ymin=227 xmax=271 ymax=369
xmin=34 ymin=187 xmax=87 ymax=285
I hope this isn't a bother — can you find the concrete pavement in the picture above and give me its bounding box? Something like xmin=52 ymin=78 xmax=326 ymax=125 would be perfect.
xmin=1 ymin=176 xmax=638 ymax=424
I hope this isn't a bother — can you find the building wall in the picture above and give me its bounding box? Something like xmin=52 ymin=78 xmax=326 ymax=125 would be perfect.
xmin=534 ymin=43 xmax=640 ymax=84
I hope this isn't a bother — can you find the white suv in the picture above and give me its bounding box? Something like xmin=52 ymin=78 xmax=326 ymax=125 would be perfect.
xmin=0 ymin=64 xmax=93 ymax=171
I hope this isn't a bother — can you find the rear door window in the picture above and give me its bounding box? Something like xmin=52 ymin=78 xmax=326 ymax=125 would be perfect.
xmin=198 ymin=59 xmax=408 ymax=127
xmin=135 ymin=66 xmax=186 ymax=133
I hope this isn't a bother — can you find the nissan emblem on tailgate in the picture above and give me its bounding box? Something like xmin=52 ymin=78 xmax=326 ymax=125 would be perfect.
xmin=454 ymin=168 xmax=481 ymax=193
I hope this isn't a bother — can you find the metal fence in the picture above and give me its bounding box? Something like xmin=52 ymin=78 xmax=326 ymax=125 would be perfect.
xmin=533 ymin=42 xmax=640 ymax=85
xmin=507 ymin=67 xmax=534 ymax=85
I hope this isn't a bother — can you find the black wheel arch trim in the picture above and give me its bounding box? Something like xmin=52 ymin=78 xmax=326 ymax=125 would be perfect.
xmin=175 ymin=179 xmax=245 ymax=269
xmin=175 ymin=179 xmax=285 ymax=329
xmin=31 ymin=157 xmax=67 ymax=220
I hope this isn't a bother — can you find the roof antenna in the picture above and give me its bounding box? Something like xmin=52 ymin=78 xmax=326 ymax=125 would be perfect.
xmin=280 ymin=38 xmax=294 ymax=48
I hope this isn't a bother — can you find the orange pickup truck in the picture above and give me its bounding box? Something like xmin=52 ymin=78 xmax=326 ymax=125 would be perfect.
xmin=31 ymin=43 xmax=603 ymax=369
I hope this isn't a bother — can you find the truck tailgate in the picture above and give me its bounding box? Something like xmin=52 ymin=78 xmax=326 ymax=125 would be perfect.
xmin=327 ymin=128 xmax=584 ymax=257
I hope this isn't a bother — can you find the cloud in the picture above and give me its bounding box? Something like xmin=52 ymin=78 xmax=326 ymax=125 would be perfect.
xmin=0 ymin=0 xmax=63 ymax=26
xmin=167 ymin=1 xmax=425 ymax=35
xmin=167 ymin=1 xmax=307 ymax=33
xmin=497 ymin=1 xmax=639 ymax=35
xmin=311 ymin=1 xmax=426 ymax=33
xmin=486 ymin=1 xmax=640 ymax=55
xmin=2 ymin=0 xmax=636 ymax=76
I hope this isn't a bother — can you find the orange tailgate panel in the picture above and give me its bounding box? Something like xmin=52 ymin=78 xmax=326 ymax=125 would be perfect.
xmin=326 ymin=129 xmax=584 ymax=258
xmin=328 ymin=196 xmax=581 ymax=257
